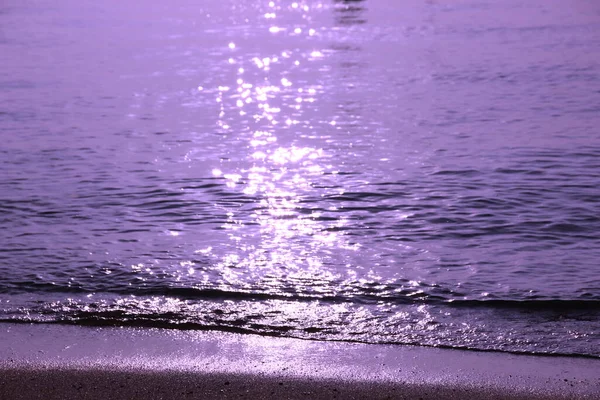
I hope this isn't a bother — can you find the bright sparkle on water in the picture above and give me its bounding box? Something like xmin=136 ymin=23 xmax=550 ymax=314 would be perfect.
xmin=1 ymin=0 xmax=599 ymax=357
xmin=207 ymin=7 xmax=358 ymax=286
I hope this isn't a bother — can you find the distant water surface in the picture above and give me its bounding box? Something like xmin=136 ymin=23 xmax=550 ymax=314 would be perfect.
xmin=1 ymin=0 xmax=600 ymax=357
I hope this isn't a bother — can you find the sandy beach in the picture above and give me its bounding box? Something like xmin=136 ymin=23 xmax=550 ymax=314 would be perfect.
xmin=1 ymin=323 xmax=598 ymax=399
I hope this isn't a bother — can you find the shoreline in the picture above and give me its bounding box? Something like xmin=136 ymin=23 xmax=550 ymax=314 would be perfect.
xmin=1 ymin=322 xmax=599 ymax=399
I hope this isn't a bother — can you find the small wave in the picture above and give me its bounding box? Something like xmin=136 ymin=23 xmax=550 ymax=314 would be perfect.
xmin=3 ymin=281 xmax=599 ymax=311
xmin=2 ymin=314 xmax=598 ymax=360
xmin=447 ymin=298 xmax=600 ymax=311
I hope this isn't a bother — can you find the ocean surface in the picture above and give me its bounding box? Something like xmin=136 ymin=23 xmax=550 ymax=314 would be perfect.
xmin=1 ymin=0 xmax=599 ymax=357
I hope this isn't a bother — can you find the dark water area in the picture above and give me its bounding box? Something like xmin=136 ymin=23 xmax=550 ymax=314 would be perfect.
xmin=1 ymin=0 xmax=600 ymax=357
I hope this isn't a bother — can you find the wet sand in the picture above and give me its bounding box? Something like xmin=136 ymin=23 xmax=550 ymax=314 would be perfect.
xmin=1 ymin=323 xmax=599 ymax=399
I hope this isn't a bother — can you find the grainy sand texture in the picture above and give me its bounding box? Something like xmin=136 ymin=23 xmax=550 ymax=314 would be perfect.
xmin=1 ymin=323 xmax=599 ymax=399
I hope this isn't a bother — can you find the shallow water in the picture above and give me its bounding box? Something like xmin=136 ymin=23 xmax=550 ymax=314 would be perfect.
xmin=1 ymin=0 xmax=600 ymax=356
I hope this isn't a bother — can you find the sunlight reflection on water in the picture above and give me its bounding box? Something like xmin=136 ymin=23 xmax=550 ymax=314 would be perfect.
xmin=1 ymin=0 xmax=599 ymax=357
xmin=206 ymin=1 xmax=361 ymax=286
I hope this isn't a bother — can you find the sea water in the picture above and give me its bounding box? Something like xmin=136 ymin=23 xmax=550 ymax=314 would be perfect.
xmin=1 ymin=0 xmax=599 ymax=357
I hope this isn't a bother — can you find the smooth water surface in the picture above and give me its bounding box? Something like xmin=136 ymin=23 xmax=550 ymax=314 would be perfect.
xmin=1 ymin=0 xmax=600 ymax=356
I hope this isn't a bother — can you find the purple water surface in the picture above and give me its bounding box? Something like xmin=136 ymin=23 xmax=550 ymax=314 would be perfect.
xmin=1 ymin=0 xmax=599 ymax=356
